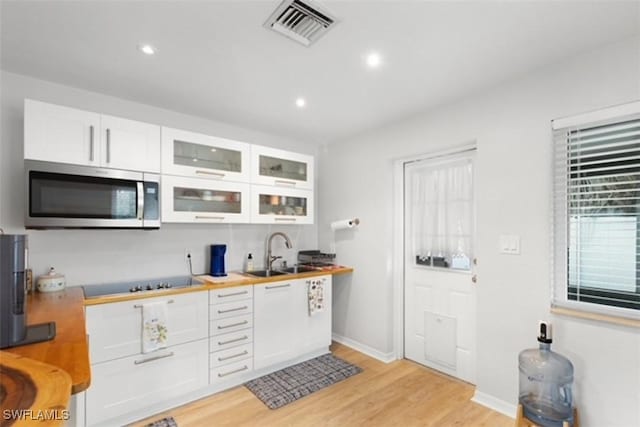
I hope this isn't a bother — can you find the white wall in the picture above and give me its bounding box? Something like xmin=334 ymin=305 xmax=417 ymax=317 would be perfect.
xmin=0 ymin=71 xmax=318 ymax=285
xmin=319 ymin=37 xmax=640 ymax=427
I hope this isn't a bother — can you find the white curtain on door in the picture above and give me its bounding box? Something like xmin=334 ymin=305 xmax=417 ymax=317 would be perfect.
xmin=407 ymin=156 xmax=473 ymax=269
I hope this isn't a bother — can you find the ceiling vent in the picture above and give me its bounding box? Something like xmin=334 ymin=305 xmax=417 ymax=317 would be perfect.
xmin=264 ymin=0 xmax=337 ymax=47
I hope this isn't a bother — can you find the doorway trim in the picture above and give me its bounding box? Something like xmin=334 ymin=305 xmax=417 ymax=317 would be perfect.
xmin=392 ymin=141 xmax=478 ymax=360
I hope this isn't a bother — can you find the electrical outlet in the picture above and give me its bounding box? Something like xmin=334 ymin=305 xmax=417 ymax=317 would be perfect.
xmin=184 ymin=248 xmax=192 ymax=261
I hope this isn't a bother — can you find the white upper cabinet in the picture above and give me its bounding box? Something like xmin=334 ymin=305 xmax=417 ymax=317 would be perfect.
xmin=251 ymin=145 xmax=314 ymax=190
xmin=250 ymin=184 xmax=313 ymax=224
xmin=101 ymin=114 xmax=161 ymax=173
xmin=24 ymin=99 xmax=161 ymax=173
xmin=162 ymin=127 xmax=250 ymax=182
xmin=25 ymin=99 xmax=101 ymax=166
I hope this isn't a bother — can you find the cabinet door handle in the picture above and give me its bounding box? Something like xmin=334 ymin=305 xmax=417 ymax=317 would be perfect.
xmin=218 ymin=335 xmax=248 ymax=346
xmin=217 ymin=290 xmax=248 ymax=298
xmin=134 ymin=299 xmax=174 ymax=308
xmin=195 ymin=215 xmax=225 ymax=221
xmin=89 ymin=125 xmax=95 ymax=161
xmin=274 ymin=179 xmax=297 ymax=186
xmin=195 ymin=170 xmax=225 ymax=179
xmin=265 ymin=283 xmax=291 ymax=290
xmin=218 ymin=365 xmax=249 ymax=378
xmin=106 ymin=128 xmax=111 ymax=163
xmin=217 ymin=305 xmax=248 ymax=314
xmin=217 ymin=320 xmax=248 ymax=330
xmin=134 ymin=351 xmax=174 ymax=365
xmin=218 ymin=350 xmax=249 ymax=362
xmin=275 ymin=218 xmax=297 ymax=222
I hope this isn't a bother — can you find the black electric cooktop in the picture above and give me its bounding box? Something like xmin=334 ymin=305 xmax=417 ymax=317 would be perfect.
xmin=82 ymin=275 xmax=202 ymax=298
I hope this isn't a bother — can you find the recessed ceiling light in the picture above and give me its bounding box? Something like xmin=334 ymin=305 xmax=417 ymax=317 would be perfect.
xmin=192 ymin=158 xmax=198 ymax=162
xmin=365 ymin=51 xmax=382 ymax=68
xmin=138 ymin=44 xmax=156 ymax=55
xmin=210 ymin=148 xmax=217 ymax=152
xmin=295 ymin=98 xmax=306 ymax=108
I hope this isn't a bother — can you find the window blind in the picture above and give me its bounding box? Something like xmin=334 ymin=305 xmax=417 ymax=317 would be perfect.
xmin=552 ymin=103 xmax=640 ymax=319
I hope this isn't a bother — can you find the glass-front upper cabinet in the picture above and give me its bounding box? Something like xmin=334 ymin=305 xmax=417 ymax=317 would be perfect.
xmin=251 ymin=145 xmax=314 ymax=190
xmin=161 ymin=127 xmax=250 ymax=182
xmin=250 ymin=185 xmax=313 ymax=224
xmin=162 ymin=175 xmax=250 ymax=223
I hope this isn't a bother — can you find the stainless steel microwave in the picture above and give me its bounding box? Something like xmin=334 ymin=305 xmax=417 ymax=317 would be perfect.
xmin=25 ymin=160 xmax=160 ymax=229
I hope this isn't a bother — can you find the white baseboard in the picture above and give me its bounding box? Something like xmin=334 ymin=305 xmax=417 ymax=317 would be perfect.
xmin=332 ymin=333 xmax=396 ymax=363
xmin=471 ymin=390 xmax=517 ymax=419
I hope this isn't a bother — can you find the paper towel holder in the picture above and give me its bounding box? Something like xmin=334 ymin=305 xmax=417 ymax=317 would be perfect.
xmin=330 ymin=218 xmax=360 ymax=231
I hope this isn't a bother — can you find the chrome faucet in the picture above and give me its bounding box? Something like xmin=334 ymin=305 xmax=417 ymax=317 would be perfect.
xmin=266 ymin=232 xmax=293 ymax=271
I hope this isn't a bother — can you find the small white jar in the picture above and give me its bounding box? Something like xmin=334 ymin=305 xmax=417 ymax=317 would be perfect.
xmin=37 ymin=267 xmax=66 ymax=293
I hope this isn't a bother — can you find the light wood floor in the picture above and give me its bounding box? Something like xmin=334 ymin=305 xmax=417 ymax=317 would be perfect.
xmin=133 ymin=342 xmax=513 ymax=427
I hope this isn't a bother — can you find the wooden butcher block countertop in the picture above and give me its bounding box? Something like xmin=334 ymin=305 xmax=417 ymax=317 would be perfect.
xmin=84 ymin=266 xmax=354 ymax=306
xmin=0 ymin=287 xmax=90 ymax=426
xmin=2 ymin=288 xmax=91 ymax=395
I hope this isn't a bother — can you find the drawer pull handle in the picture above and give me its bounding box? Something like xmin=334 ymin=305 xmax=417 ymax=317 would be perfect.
xmin=218 ymin=335 xmax=248 ymax=346
xmin=196 ymin=170 xmax=225 ymax=178
xmin=265 ymin=283 xmax=291 ymax=290
xmin=218 ymin=365 xmax=249 ymax=378
xmin=217 ymin=290 xmax=248 ymax=298
xmin=274 ymin=218 xmax=297 ymax=222
xmin=195 ymin=215 xmax=225 ymax=220
xmin=134 ymin=299 xmax=174 ymax=308
xmin=134 ymin=351 xmax=174 ymax=365
xmin=274 ymin=179 xmax=297 ymax=186
xmin=217 ymin=305 xmax=248 ymax=314
xmin=218 ymin=320 xmax=249 ymax=330
xmin=218 ymin=350 xmax=249 ymax=362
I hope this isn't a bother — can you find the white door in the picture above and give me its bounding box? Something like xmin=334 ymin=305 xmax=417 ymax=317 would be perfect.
xmin=403 ymin=150 xmax=477 ymax=384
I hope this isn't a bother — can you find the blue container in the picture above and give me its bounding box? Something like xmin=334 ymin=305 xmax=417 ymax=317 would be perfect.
xmin=210 ymin=244 xmax=227 ymax=277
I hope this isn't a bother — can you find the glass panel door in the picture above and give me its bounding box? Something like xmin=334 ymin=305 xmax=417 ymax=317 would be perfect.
xmin=259 ymin=155 xmax=307 ymax=182
xmin=174 ymin=140 xmax=242 ymax=173
xmin=258 ymin=193 xmax=307 ymax=217
xmin=173 ymin=186 xmax=242 ymax=214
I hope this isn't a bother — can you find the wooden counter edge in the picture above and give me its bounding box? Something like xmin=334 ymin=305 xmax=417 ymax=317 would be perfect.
xmin=0 ymin=351 xmax=72 ymax=427
xmin=84 ymin=267 xmax=354 ymax=306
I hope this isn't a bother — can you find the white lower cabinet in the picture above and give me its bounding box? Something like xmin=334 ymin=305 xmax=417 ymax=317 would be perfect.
xmin=85 ymin=292 xmax=209 ymax=426
xmin=85 ymin=339 xmax=208 ymax=426
xmin=253 ymin=276 xmax=331 ymax=370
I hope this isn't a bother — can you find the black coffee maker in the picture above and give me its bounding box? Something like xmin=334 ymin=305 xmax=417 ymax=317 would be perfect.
xmin=0 ymin=234 xmax=55 ymax=349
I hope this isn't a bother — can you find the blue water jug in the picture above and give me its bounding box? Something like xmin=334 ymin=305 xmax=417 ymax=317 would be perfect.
xmin=210 ymin=244 xmax=227 ymax=277
xmin=518 ymin=321 xmax=574 ymax=427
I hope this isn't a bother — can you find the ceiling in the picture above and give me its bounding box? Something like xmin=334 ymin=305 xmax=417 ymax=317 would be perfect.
xmin=1 ymin=1 xmax=639 ymax=144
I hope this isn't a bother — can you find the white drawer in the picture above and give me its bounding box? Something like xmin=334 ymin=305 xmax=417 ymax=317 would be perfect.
xmin=210 ymin=299 xmax=252 ymax=320
xmin=86 ymin=339 xmax=208 ymax=426
xmin=210 ymin=343 xmax=253 ymax=368
xmin=86 ymin=292 xmax=209 ymax=364
xmin=210 ymin=358 xmax=254 ymax=384
xmin=210 ymin=329 xmax=254 ymax=353
xmin=210 ymin=286 xmax=253 ymax=305
xmin=210 ymin=314 xmax=253 ymax=336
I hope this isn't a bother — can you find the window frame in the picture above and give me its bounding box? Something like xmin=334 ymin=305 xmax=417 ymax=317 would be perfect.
xmin=551 ymin=101 xmax=640 ymax=322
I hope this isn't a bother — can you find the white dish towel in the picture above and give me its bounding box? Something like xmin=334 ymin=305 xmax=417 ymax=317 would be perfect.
xmin=308 ymin=280 xmax=324 ymax=316
xmin=141 ymin=301 xmax=169 ymax=353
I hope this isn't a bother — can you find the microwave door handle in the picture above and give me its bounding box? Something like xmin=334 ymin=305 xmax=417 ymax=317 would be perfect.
xmin=136 ymin=182 xmax=144 ymax=221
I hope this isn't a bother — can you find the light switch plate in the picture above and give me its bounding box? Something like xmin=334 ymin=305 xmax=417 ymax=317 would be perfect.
xmin=499 ymin=234 xmax=521 ymax=255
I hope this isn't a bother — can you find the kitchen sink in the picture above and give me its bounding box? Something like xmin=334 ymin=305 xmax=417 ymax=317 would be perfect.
xmin=246 ymin=270 xmax=288 ymax=278
xmin=278 ymin=266 xmax=318 ymax=274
